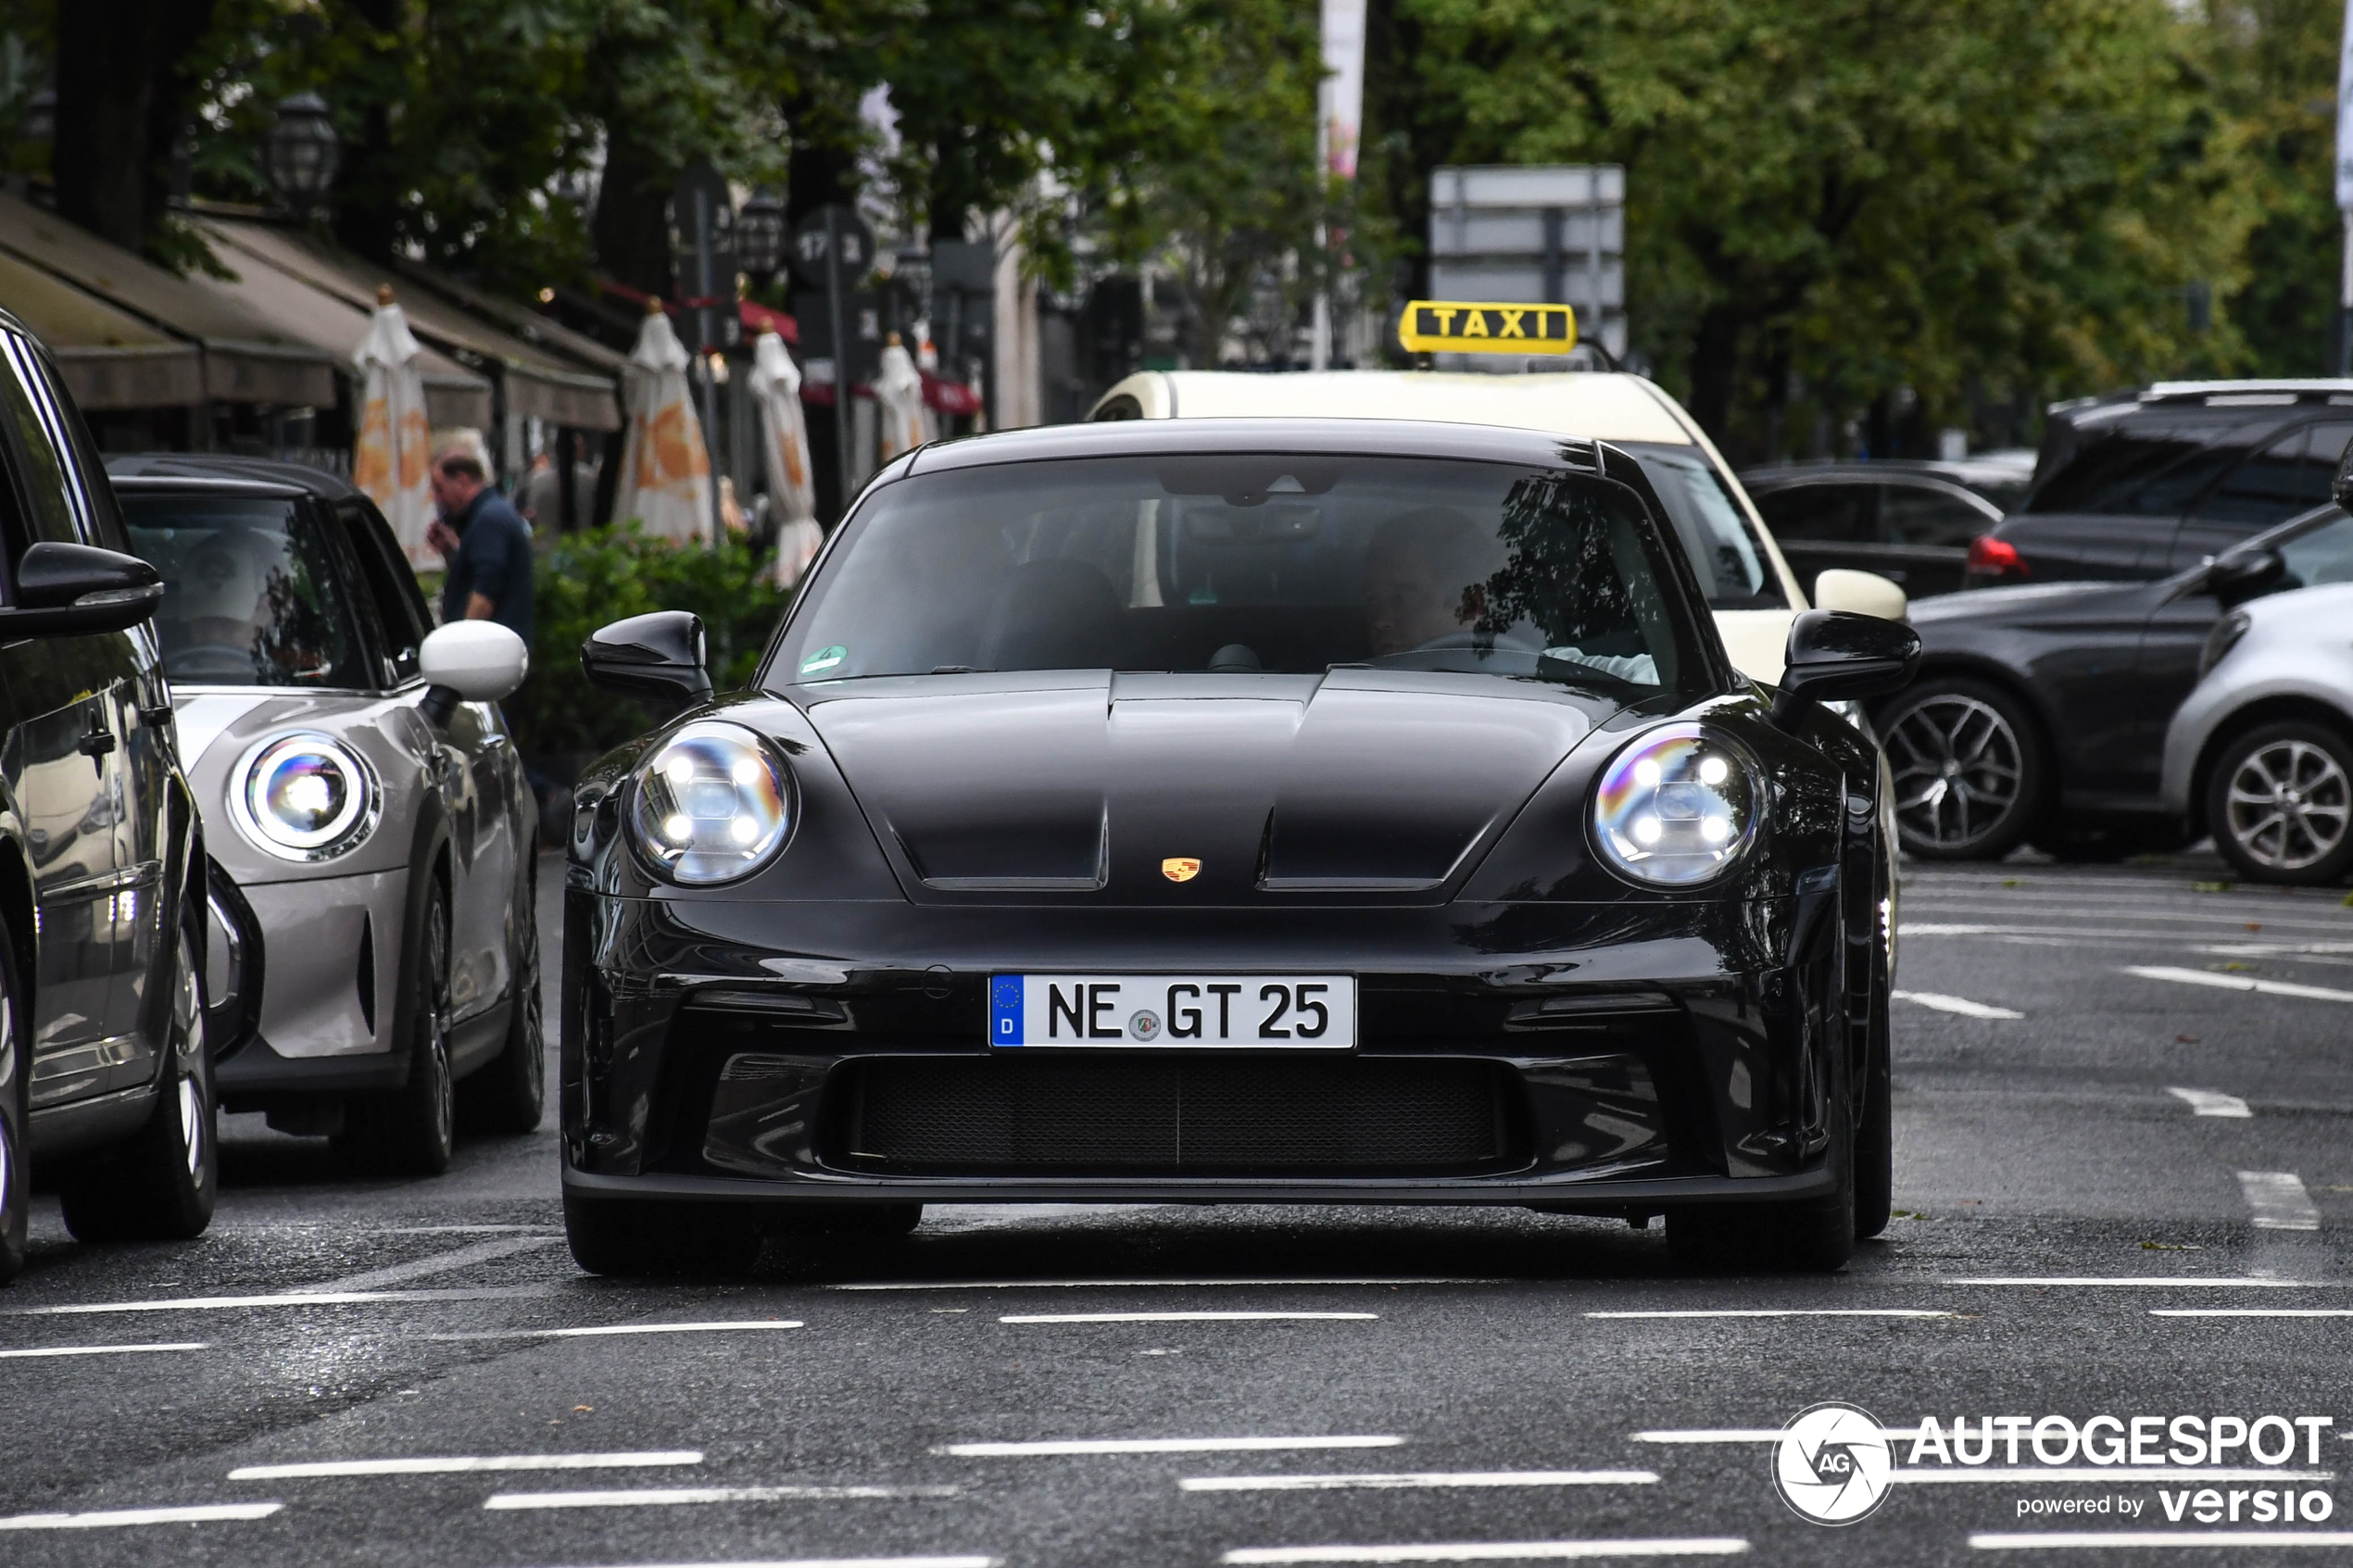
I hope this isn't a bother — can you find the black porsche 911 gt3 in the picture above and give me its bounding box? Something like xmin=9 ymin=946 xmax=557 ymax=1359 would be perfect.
xmin=560 ymin=419 xmax=1919 ymax=1274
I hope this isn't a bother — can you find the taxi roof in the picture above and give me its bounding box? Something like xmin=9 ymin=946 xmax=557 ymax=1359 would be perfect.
xmin=1103 ymin=370 xmax=1699 ymax=446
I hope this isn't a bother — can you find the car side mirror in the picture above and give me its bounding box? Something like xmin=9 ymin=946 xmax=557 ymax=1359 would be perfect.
xmin=1811 ymin=568 xmax=1907 ymax=621
xmin=582 ymin=610 xmax=713 ymax=711
xmin=418 ymin=621 xmax=529 ymax=725
xmin=1770 ymin=608 xmax=1922 ymax=731
xmin=2208 ymin=546 xmax=2285 ymax=609
xmin=1 ymin=542 xmax=164 ymax=637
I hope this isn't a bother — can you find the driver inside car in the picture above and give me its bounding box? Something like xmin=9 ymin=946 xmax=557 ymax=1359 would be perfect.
xmin=1362 ymin=507 xmax=1500 ymax=658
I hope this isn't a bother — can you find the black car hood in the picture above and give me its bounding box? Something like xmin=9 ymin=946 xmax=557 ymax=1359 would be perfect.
xmin=799 ymin=670 xmax=1614 ymax=904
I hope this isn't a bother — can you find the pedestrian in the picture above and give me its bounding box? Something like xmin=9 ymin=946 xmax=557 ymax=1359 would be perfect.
xmin=425 ymin=448 xmax=535 ymax=646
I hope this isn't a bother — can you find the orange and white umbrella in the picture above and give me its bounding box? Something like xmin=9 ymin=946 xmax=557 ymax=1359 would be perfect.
xmin=352 ymin=285 xmax=434 ymax=569
xmin=875 ymin=333 xmax=935 ymax=464
xmin=612 ymin=303 xmax=713 ymax=546
xmin=748 ymin=331 xmax=823 ymax=586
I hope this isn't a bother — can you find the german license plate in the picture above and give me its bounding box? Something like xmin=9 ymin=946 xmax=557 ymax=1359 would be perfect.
xmin=988 ymin=974 xmax=1356 ymax=1048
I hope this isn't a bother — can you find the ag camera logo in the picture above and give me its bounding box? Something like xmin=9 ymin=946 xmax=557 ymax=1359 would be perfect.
xmin=1774 ymin=1402 xmax=1894 ymax=1525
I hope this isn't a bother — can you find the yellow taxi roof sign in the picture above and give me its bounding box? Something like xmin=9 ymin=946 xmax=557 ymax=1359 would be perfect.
xmin=1398 ymin=300 xmax=1577 ymax=356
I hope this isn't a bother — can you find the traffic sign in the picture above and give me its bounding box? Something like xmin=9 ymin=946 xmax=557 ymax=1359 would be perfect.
xmin=790 ymin=206 xmax=876 ymax=290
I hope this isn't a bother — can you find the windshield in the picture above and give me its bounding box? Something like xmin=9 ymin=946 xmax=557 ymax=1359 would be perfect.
xmin=1616 ymin=442 xmax=1787 ymax=610
xmin=2278 ymin=512 xmax=2353 ymax=591
xmin=121 ymin=493 xmax=369 ymax=688
xmin=772 ymin=454 xmax=1709 ymax=697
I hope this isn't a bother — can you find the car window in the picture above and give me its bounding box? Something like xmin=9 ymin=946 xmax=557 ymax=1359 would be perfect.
xmin=0 ymin=333 xmax=84 ymax=546
xmin=336 ymin=498 xmax=434 ymax=681
xmin=2278 ymin=513 xmax=2353 ymax=591
xmin=120 ymin=493 xmax=371 ymax=688
xmin=775 ymin=453 xmax=1711 ymax=699
xmin=13 ymin=343 xmax=132 ymax=554
xmin=1617 ymin=442 xmax=1788 ymax=610
xmin=2024 ymin=414 xmax=2275 ymax=517
xmin=1880 ymin=483 xmax=1992 ymax=548
xmin=2196 ymin=426 xmax=2328 ymax=527
xmin=1754 ymin=483 xmax=1871 ymax=544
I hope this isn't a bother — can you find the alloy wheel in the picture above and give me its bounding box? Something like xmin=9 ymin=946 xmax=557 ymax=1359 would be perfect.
xmin=425 ymin=897 xmax=454 ymax=1153
xmin=1886 ymin=695 xmax=2027 ymax=851
xmin=2223 ymin=739 xmax=2351 ymax=872
xmin=174 ymin=930 xmax=206 ymax=1180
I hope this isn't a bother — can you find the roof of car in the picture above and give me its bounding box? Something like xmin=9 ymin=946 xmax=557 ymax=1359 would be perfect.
xmin=906 ymin=416 xmax=1629 ymax=476
xmin=1098 ymin=370 xmax=1699 ymax=445
xmin=103 ymin=452 xmax=363 ymax=500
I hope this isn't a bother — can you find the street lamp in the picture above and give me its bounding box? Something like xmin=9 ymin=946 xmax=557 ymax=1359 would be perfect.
xmin=736 ymin=191 xmax=786 ymax=282
xmin=264 ymin=92 xmax=340 ymax=218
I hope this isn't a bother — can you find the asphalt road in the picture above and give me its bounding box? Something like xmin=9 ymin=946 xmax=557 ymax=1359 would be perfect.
xmin=4 ymin=848 xmax=2352 ymax=1566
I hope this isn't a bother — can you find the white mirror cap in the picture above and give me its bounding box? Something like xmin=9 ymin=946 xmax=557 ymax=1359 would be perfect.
xmin=420 ymin=620 xmax=529 ymax=701
xmin=1812 ymin=569 xmax=1908 ymax=621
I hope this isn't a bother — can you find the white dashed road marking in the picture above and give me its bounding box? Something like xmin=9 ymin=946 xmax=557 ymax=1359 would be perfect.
xmin=1944 ymin=1277 xmax=2337 ymax=1287
xmin=1972 ymin=1533 xmax=2353 ymax=1551
xmin=2168 ymin=1087 xmax=2252 ymax=1118
xmin=2154 ymin=1310 xmax=2353 ymax=1318
xmin=483 ymin=1485 xmax=961 ymax=1510
xmin=298 ymin=1236 xmax=564 ymax=1293
xmin=1220 ymin=1540 xmax=1750 ymax=1563
xmin=998 ymin=1312 xmax=1378 ymax=1323
xmin=1893 ymin=990 xmax=2023 ymax=1019
xmin=937 ymin=1436 xmax=1404 ymax=1457
xmin=431 ymin=1321 xmax=804 ymax=1341
xmin=230 ymin=1451 xmax=702 ymax=1479
xmin=1585 ymin=1310 xmax=1954 ymax=1320
xmin=2240 ymin=1171 xmax=2322 ymax=1231
xmin=0 ymin=1341 xmax=208 ymax=1359
xmin=828 ymin=1279 xmax=1488 ymax=1291
xmin=1180 ymin=1472 xmax=1657 ymax=1492
xmin=2127 ymin=966 xmax=2353 ymax=1005
xmin=1632 ymin=1429 xmax=1924 ymax=1445
xmin=1894 ymin=1467 xmax=2332 ymax=1485
xmin=4 ymin=1286 xmax=552 ymax=1315
xmin=0 ymin=1503 xmax=283 ymax=1530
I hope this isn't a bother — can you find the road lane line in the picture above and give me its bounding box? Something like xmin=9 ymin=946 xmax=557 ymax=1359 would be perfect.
xmin=2155 ymin=1310 xmax=2353 ymax=1317
xmin=1585 ymin=1310 xmax=1955 ymax=1320
xmin=1633 ymin=1430 xmax=1926 ymax=1444
xmin=516 ymin=1560 xmax=994 ymax=1568
xmin=4 ymin=1286 xmax=554 ymax=1315
xmin=1972 ymin=1533 xmax=2353 ymax=1550
xmin=1915 ymin=903 xmax=2353 ymax=934
xmin=2241 ymin=1171 xmax=2322 ymax=1231
xmin=1895 ymin=1467 xmax=2332 ymax=1484
xmin=299 ymin=1235 xmax=564 ymax=1293
xmin=937 ymin=1436 xmax=1404 ymax=1457
xmin=1221 ymin=1540 xmax=1749 ymax=1563
xmin=0 ymin=1341 xmax=208 ymax=1359
xmin=2168 ymin=1088 xmax=2252 ymax=1118
xmin=1180 ymin=1472 xmax=1657 ymax=1492
xmin=484 ymin=1485 xmax=960 ymax=1510
xmin=2127 ymin=966 xmax=2353 ymax=1004
xmin=431 ymin=1321 xmax=804 ymax=1341
xmin=829 ymin=1279 xmax=1491 ymax=1291
xmin=0 ymin=1503 xmax=283 ymax=1529
xmin=1945 ymin=1277 xmax=2338 ymax=1287
xmin=1893 ymin=990 xmax=2023 ymax=1020
xmin=231 ymin=1452 xmax=702 ymax=1479
xmin=999 ymin=1311 xmax=1378 ymax=1323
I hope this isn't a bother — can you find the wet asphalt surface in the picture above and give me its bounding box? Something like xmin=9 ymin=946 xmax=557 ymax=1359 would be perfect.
xmin=4 ymin=849 xmax=2352 ymax=1566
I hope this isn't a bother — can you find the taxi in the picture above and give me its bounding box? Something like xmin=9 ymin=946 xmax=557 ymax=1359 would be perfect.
xmin=1091 ymin=300 xmax=1907 ymax=682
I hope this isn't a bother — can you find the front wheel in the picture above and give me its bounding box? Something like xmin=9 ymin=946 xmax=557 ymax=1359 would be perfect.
xmin=337 ymin=884 xmax=455 ymax=1174
xmin=59 ymin=921 xmax=217 ymax=1243
xmin=1667 ymin=1103 xmax=1856 ymax=1274
xmin=2204 ymin=721 xmax=2353 ymax=886
xmin=462 ymin=869 xmax=544 ymax=1135
xmin=1878 ymin=676 xmax=2045 ymax=859
xmin=0 ymin=916 xmax=29 ymax=1282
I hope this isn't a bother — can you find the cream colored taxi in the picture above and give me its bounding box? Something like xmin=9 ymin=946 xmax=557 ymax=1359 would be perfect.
xmin=1089 ymin=368 xmax=1906 ymax=681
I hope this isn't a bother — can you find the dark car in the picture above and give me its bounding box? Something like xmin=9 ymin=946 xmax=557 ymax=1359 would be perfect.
xmin=557 ymin=418 xmax=1921 ymax=1276
xmin=103 ymin=455 xmax=540 ymax=1174
xmin=1968 ymin=382 xmax=2353 ymax=588
xmin=1741 ymin=459 xmax=2026 ymax=600
xmin=0 ymin=312 xmax=226 ymax=1282
xmin=1870 ymin=501 xmax=2353 ymax=860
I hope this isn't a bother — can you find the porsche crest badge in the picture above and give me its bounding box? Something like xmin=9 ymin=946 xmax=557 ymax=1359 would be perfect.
xmin=1161 ymin=857 xmax=1202 ymax=883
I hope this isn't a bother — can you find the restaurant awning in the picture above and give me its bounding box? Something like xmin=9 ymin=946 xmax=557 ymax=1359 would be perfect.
xmin=0 ymin=190 xmax=339 ymax=408
xmin=204 ymin=218 xmax=622 ymax=432
xmin=0 ymin=250 xmax=203 ymax=409
xmin=170 ymin=223 xmax=492 ymax=428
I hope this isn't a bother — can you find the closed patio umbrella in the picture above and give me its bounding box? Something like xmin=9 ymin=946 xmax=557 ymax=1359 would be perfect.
xmin=875 ymin=332 xmax=934 ymax=464
xmin=748 ymin=330 xmax=822 ymax=586
xmin=612 ymin=303 xmax=713 ymax=546
xmin=352 ymin=285 xmax=435 ymax=568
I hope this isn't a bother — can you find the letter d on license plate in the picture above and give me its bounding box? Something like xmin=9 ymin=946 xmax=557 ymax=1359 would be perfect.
xmin=988 ymin=975 xmax=1356 ymax=1048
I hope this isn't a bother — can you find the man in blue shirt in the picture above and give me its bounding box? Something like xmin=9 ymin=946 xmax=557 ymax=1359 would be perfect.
xmin=425 ymin=451 xmax=535 ymax=646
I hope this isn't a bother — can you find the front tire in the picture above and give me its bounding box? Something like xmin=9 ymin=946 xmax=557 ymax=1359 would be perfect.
xmin=1668 ymin=1102 xmax=1856 ymax=1274
xmin=0 ymin=919 xmax=29 ymax=1283
xmin=2204 ymin=720 xmax=2353 ymax=886
xmin=1879 ymin=676 xmax=2045 ymax=859
xmin=58 ymin=921 xmax=217 ymax=1243
xmin=462 ymin=868 xmax=544 ymax=1135
xmin=337 ymin=884 xmax=455 ymax=1174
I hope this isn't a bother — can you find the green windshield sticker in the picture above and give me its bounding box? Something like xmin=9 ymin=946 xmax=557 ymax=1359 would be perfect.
xmin=800 ymin=645 xmax=848 ymax=675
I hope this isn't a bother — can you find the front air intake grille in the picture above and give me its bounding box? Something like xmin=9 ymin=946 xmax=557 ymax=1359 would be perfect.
xmin=828 ymin=1056 xmax=1521 ymax=1175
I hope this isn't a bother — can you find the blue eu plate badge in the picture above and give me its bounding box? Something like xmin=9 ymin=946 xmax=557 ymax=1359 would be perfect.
xmin=990 ymin=975 xmax=1026 ymax=1047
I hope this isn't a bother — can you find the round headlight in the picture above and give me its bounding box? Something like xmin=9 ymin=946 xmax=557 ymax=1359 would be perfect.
xmin=1592 ymin=722 xmax=1763 ymax=886
xmin=629 ymin=721 xmax=793 ymax=884
xmin=232 ymin=733 xmax=379 ymax=861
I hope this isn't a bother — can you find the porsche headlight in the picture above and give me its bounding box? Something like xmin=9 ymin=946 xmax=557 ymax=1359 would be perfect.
xmin=629 ymin=721 xmax=792 ymax=884
xmin=232 ymin=734 xmax=379 ymax=861
xmin=1592 ymin=722 xmax=1763 ymax=885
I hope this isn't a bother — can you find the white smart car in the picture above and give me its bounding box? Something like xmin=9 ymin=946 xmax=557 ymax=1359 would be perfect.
xmin=1090 ymin=369 xmax=1907 ymax=682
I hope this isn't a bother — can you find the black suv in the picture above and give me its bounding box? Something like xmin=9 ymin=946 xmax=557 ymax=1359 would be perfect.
xmin=1741 ymin=458 xmax=2028 ymax=600
xmin=0 ymin=310 xmax=224 ymax=1283
xmin=1972 ymin=383 xmax=2353 ymax=586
